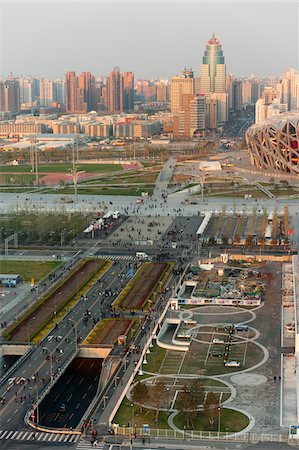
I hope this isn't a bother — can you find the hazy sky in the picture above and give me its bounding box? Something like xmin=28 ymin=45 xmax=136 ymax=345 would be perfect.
xmin=1 ymin=1 xmax=298 ymax=79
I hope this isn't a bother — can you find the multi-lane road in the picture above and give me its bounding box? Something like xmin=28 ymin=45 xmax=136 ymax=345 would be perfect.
xmin=0 ymin=258 xmax=131 ymax=431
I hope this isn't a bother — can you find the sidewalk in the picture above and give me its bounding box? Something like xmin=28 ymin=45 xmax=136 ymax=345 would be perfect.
xmin=281 ymin=354 xmax=297 ymax=427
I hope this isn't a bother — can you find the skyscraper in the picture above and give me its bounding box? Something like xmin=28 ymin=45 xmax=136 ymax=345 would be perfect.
xmin=200 ymin=34 xmax=228 ymax=126
xmin=170 ymin=69 xmax=195 ymax=113
xmin=107 ymin=67 xmax=123 ymax=114
xmin=123 ymin=71 xmax=135 ymax=112
xmin=39 ymin=79 xmax=53 ymax=106
xmin=65 ymin=71 xmax=78 ymax=113
xmin=78 ymin=72 xmax=97 ymax=111
xmin=0 ymin=79 xmax=20 ymax=113
xmin=65 ymin=71 xmax=96 ymax=113
xmin=200 ymin=34 xmax=226 ymax=94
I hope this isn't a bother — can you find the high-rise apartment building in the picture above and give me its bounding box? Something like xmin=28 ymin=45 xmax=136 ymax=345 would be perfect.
xmin=65 ymin=71 xmax=96 ymax=113
xmin=19 ymin=78 xmax=33 ymax=105
xmin=0 ymin=79 xmax=20 ymax=113
xmin=52 ymin=80 xmax=65 ymax=104
xmin=107 ymin=67 xmax=124 ymax=114
xmin=255 ymin=96 xmax=288 ymax=124
xmin=190 ymin=95 xmax=206 ymax=135
xmin=39 ymin=79 xmax=53 ymax=106
xmin=170 ymin=69 xmax=195 ymax=113
xmin=78 ymin=72 xmax=97 ymax=111
xmin=232 ymin=80 xmax=243 ymax=111
xmin=279 ymin=69 xmax=299 ymax=110
xmin=123 ymin=71 xmax=135 ymax=112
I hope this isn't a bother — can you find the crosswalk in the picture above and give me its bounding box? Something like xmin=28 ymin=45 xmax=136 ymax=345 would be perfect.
xmin=76 ymin=439 xmax=105 ymax=449
xmin=96 ymin=254 xmax=136 ymax=261
xmin=0 ymin=429 xmax=80 ymax=443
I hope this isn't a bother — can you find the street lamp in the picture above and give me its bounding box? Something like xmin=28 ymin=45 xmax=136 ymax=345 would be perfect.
xmin=103 ymin=395 xmax=108 ymax=410
xmin=27 ymin=316 xmax=36 ymax=343
xmin=68 ymin=318 xmax=78 ymax=351
xmin=217 ymin=405 xmax=221 ymax=436
xmin=34 ymin=386 xmax=39 ymax=426
xmin=114 ymin=376 xmax=119 ymax=389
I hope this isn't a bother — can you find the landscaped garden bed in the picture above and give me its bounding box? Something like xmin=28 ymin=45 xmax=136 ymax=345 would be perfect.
xmin=112 ymin=262 xmax=173 ymax=311
xmin=83 ymin=318 xmax=136 ymax=346
xmin=3 ymin=258 xmax=110 ymax=342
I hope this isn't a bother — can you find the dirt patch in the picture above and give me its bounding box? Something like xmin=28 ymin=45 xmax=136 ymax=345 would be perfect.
xmin=37 ymin=172 xmax=97 ymax=186
xmin=7 ymin=259 xmax=104 ymax=341
xmin=114 ymin=262 xmax=168 ymax=309
xmin=86 ymin=319 xmax=134 ymax=345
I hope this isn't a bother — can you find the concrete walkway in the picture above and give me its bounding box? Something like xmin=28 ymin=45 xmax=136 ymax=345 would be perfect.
xmin=281 ymin=354 xmax=297 ymax=426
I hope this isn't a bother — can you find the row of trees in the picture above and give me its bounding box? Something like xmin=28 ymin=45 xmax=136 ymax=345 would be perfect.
xmin=130 ymin=380 xmax=220 ymax=429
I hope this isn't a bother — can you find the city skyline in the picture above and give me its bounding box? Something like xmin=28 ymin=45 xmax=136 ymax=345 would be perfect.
xmin=1 ymin=2 xmax=298 ymax=79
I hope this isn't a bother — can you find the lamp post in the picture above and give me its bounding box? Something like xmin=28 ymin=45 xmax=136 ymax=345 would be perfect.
xmin=68 ymin=318 xmax=77 ymax=350
xmin=217 ymin=405 xmax=221 ymax=436
xmin=34 ymin=386 xmax=39 ymax=426
xmin=114 ymin=376 xmax=119 ymax=389
xmin=27 ymin=316 xmax=36 ymax=343
xmin=103 ymin=395 xmax=108 ymax=410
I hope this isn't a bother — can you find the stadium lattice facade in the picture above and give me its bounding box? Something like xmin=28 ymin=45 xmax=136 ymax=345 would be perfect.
xmin=246 ymin=111 xmax=299 ymax=175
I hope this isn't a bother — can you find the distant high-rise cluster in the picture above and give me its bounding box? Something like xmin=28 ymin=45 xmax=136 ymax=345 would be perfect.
xmin=0 ymin=35 xmax=298 ymax=141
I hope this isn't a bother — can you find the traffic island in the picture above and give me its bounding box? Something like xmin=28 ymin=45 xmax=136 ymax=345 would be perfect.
xmin=80 ymin=318 xmax=137 ymax=358
xmin=3 ymin=258 xmax=111 ymax=343
xmin=112 ymin=262 xmax=173 ymax=311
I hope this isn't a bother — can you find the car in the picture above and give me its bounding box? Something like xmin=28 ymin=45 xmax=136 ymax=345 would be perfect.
xmin=212 ymin=338 xmax=225 ymax=344
xmin=177 ymin=333 xmax=191 ymax=339
xmin=59 ymin=403 xmax=66 ymax=413
xmin=235 ymin=324 xmax=249 ymax=332
xmin=285 ymin=323 xmax=295 ymax=331
xmin=184 ymin=320 xmax=197 ymax=325
xmin=224 ymin=361 xmax=241 ymax=368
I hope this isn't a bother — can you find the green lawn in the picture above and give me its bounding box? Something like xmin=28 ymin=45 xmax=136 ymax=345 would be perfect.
xmin=39 ymin=185 xmax=154 ymax=196
xmin=0 ymin=174 xmax=38 ymax=185
xmin=174 ymin=408 xmax=249 ymax=432
xmin=113 ymin=400 xmax=171 ymax=429
xmin=0 ymin=260 xmax=61 ymax=282
xmin=0 ymin=163 xmax=123 ymax=173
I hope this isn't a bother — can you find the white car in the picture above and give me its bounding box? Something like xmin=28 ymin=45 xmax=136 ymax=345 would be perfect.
xmin=212 ymin=338 xmax=225 ymax=344
xmin=177 ymin=333 xmax=191 ymax=339
xmin=184 ymin=320 xmax=197 ymax=325
xmin=224 ymin=361 xmax=241 ymax=368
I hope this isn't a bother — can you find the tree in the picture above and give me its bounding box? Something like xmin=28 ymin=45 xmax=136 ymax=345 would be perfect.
xmin=222 ymin=235 xmax=228 ymax=246
xmin=204 ymin=392 xmax=219 ymax=427
xmin=150 ymin=379 xmax=166 ymax=422
xmin=190 ymin=379 xmax=205 ymax=407
xmin=176 ymin=385 xmax=197 ymax=429
xmin=245 ymin=234 xmax=253 ymax=246
xmin=131 ymin=382 xmax=149 ymax=414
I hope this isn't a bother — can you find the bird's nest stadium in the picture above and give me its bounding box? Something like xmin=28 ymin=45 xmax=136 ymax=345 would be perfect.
xmin=245 ymin=111 xmax=299 ymax=175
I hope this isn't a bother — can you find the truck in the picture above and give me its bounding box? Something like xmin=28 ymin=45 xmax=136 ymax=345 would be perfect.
xmin=136 ymin=252 xmax=149 ymax=260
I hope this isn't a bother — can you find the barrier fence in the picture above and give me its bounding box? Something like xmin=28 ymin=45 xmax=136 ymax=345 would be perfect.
xmin=115 ymin=426 xmax=291 ymax=443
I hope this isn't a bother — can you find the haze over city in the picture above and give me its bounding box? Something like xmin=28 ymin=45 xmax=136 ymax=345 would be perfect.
xmin=1 ymin=1 xmax=298 ymax=79
xmin=1 ymin=2 xmax=299 ymax=450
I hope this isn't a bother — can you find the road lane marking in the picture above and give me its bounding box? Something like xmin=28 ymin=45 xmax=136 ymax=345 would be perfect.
xmin=0 ymin=431 xmax=9 ymax=439
xmin=53 ymin=434 xmax=60 ymax=441
xmin=37 ymin=432 xmax=45 ymax=440
xmin=26 ymin=432 xmax=33 ymax=440
xmin=6 ymin=431 xmax=13 ymax=439
xmin=10 ymin=431 xmax=18 ymax=439
xmin=22 ymin=432 xmax=29 ymax=439
xmin=58 ymin=434 xmax=65 ymax=441
xmin=63 ymin=435 xmax=69 ymax=442
xmin=15 ymin=432 xmax=23 ymax=439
